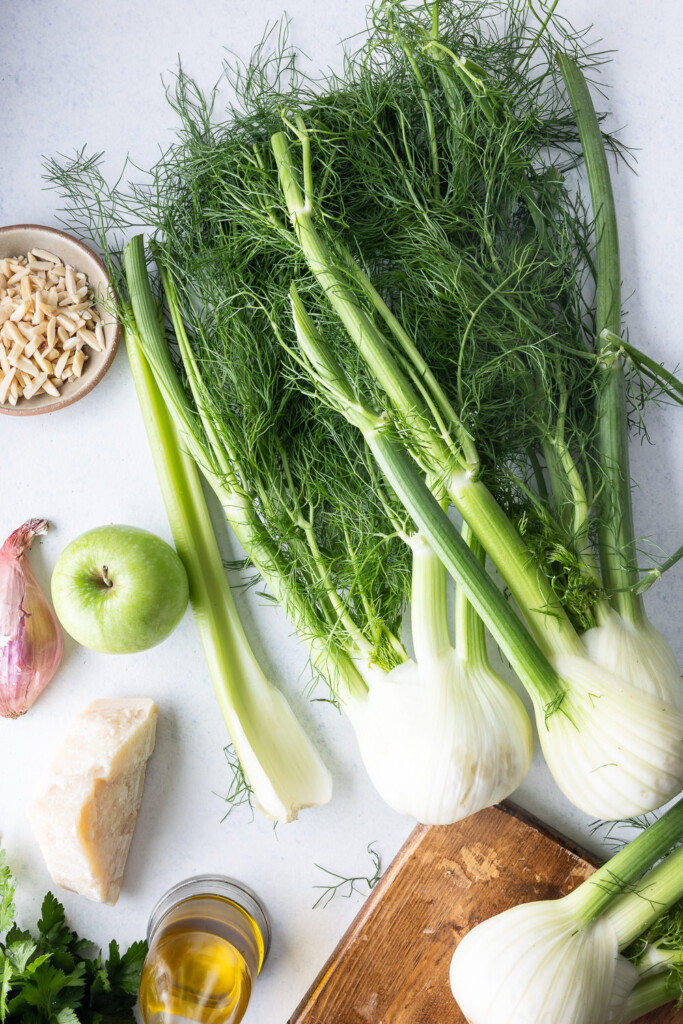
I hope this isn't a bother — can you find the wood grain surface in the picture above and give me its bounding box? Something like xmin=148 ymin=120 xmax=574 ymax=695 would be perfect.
xmin=288 ymin=803 xmax=683 ymax=1024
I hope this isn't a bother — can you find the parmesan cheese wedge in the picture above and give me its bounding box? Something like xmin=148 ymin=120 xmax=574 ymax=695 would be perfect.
xmin=29 ymin=698 xmax=158 ymax=905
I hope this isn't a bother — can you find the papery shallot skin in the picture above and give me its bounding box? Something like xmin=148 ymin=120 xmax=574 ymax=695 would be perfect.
xmin=0 ymin=519 xmax=63 ymax=717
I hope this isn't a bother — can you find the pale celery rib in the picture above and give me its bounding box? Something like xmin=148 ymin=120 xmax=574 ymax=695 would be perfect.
xmin=124 ymin=309 xmax=333 ymax=823
xmin=123 ymin=235 xmax=368 ymax=702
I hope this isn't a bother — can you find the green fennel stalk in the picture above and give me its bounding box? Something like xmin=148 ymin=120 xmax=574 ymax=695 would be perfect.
xmin=272 ymin=124 xmax=583 ymax=661
xmin=622 ymin=973 xmax=681 ymax=1023
xmin=288 ymin=282 xmax=562 ymax=711
xmin=556 ymin=54 xmax=643 ymax=626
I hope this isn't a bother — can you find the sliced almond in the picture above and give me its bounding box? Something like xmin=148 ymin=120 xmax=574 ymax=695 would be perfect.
xmin=7 ymin=340 xmax=25 ymax=366
xmin=23 ymin=371 xmax=48 ymax=400
xmin=54 ymin=350 xmax=69 ymax=378
xmin=31 ymin=248 xmax=62 ymax=264
xmin=72 ymin=350 xmax=85 ymax=378
xmin=77 ymin=328 xmax=99 ymax=350
xmin=23 ymin=336 xmax=42 ymax=359
xmin=6 ymin=321 xmax=27 ymax=348
xmin=34 ymin=352 xmax=52 ymax=374
xmin=10 ymin=299 xmax=30 ymax=322
xmin=57 ymin=314 xmax=77 ymax=333
xmin=46 ymin=316 xmax=57 ymax=348
xmin=0 ymin=368 xmax=15 ymax=404
xmin=27 ymin=260 xmax=56 ymax=272
xmin=14 ymin=355 xmax=39 ymax=378
xmin=8 ymin=267 xmax=30 ymax=284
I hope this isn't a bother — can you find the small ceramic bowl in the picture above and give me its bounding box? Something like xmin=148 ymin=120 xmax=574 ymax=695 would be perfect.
xmin=0 ymin=224 xmax=120 ymax=416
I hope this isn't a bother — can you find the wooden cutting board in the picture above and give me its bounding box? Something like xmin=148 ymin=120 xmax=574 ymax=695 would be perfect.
xmin=288 ymin=803 xmax=682 ymax=1024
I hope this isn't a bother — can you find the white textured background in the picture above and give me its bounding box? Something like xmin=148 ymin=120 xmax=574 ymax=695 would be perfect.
xmin=1 ymin=2 xmax=682 ymax=1021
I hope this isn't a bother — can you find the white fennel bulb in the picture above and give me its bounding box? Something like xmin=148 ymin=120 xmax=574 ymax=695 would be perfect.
xmin=539 ymin=654 xmax=683 ymax=819
xmin=450 ymin=898 xmax=638 ymax=1024
xmin=346 ymin=648 xmax=533 ymax=825
xmin=583 ymin=610 xmax=683 ymax=710
xmin=451 ymin=798 xmax=683 ymax=1024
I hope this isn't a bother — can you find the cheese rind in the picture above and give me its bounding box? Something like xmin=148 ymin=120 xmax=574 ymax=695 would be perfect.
xmin=30 ymin=697 xmax=158 ymax=905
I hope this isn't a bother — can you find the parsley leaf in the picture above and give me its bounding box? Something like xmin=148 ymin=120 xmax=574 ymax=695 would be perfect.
xmin=36 ymin=895 xmax=75 ymax=956
xmin=0 ymin=848 xmax=145 ymax=1023
xmin=0 ymin=953 xmax=15 ymax=1022
xmin=0 ymin=853 xmax=16 ymax=935
xmin=105 ymin=941 xmax=147 ymax=996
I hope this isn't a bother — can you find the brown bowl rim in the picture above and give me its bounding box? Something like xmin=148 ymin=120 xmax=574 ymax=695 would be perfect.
xmin=0 ymin=223 xmax=121 ymax=417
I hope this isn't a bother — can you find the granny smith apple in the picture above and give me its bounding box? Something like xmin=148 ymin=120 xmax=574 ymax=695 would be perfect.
xmin=52 ymin=525 xmax=189 ymax=654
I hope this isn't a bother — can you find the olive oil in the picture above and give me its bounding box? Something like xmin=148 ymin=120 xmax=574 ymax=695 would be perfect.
xmin=139 ymin=877 xmax=270 ymax=1024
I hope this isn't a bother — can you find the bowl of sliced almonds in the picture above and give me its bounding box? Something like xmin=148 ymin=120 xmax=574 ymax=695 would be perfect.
xmin=0 ymin=224 xmax=120 ymax=415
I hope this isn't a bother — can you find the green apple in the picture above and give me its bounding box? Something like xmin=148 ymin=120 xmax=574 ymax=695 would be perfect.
xmin=52 ymin=525 xmax=189 ymax=654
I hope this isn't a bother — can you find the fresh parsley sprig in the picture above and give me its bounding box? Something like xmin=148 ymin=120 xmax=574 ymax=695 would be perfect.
xmin=0 ymin=848 xmax=146 ymax=1024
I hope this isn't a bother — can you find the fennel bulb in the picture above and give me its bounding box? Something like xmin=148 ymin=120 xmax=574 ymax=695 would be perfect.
xmin=450 ymin=900 xmax=637 ymax=1024
xmin=541 ymin=654 xmax=683 ymax=819
xmin=346 ymin=649 xmax=533 ymax=825
xmin=582 ymin=610 xmax=683 ymax=710
xmin=451 ymin=799 xmax=683 ymax=1024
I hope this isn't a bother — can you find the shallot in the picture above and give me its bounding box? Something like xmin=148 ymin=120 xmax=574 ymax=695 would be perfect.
xmin=0 ymin=518 xmax=63 ymax=717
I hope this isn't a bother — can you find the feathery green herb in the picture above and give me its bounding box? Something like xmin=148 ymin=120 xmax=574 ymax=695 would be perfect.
xmin=313 ymin=842 xmax=382 ymax=909
xmin=43 ymin=0 xmax=683 ymax=825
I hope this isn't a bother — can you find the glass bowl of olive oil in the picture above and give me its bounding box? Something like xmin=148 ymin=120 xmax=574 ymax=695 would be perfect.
xmin=139 ymin=875 xmax=271 ymax=1024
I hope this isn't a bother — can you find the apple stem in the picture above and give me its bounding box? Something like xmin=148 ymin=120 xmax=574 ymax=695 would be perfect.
xmin=101 ymin=565 xmax=113 ymax=588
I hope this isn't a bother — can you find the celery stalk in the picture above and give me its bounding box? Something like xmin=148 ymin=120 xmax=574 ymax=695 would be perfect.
xmin=123 ymin=236 xmax=368 ymax=703
xmin=125 ymin=315 xmax=332 ymax=822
